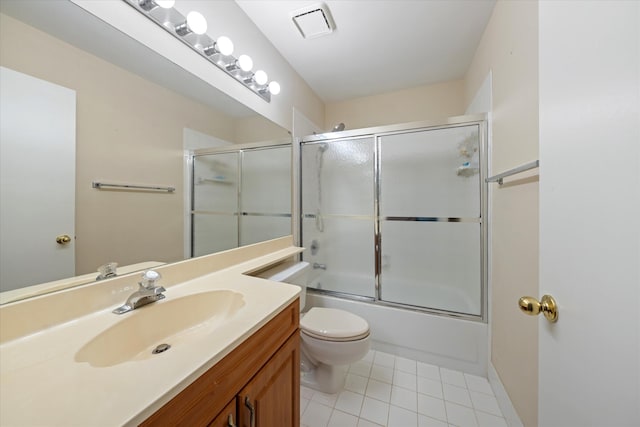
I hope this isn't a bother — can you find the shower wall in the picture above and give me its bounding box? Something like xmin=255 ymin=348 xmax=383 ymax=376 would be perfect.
xmin=300 ymin=118 xmax=486 ymax=319
xmin=191 ymin=144 xmax=291 ymax=257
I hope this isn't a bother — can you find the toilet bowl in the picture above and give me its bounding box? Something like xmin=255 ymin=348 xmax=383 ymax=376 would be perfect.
xmin=258 ymin=261 xmax=370 ymax=394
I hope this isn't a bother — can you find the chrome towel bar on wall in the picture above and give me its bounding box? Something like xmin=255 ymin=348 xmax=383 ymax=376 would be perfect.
xmin=92 ymin=181 xmax=175 ymax=192
xmin=486 ymin=160 xmax=539 ymax=185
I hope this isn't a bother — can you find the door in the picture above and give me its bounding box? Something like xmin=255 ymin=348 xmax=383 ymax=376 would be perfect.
xmin=0 ymin=67 xmax=76 ymax=291
xmin=238 ymin=333 xmax=300 ymax=427
xmin=538 ymin=2 xmax=639 ymax=426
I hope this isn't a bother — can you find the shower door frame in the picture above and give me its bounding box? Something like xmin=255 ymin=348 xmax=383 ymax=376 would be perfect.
xmin=189 ymin=140 xmax=293 ymax=257
xmin=295 ymin=114 xmax=489 ymax=322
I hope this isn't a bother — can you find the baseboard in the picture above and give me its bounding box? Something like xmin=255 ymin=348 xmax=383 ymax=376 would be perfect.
xmin=488 ymin=362 xmax=524 ymax=427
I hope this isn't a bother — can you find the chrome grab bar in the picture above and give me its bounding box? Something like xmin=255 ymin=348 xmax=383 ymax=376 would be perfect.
xmin=486 ymin=160 xmax=539 ymax=185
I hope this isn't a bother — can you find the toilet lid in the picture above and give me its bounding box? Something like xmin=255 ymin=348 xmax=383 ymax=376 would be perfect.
xmin=300 ymin=307 xmax=369 ymax=340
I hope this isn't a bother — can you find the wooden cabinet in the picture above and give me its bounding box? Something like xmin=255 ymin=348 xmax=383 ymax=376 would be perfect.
xmin=238 ymin=333 xmax=300 ymax=427
xmin=141 ymin=300 xmax=300 ymax=427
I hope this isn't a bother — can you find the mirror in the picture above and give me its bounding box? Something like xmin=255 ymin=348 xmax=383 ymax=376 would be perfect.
xmin=0 ymin=0 xmax=291 ymax=302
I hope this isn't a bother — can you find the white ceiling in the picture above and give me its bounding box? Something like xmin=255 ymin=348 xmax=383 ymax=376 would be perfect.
xmin=236 ymin=0 xmax=496 ymax=103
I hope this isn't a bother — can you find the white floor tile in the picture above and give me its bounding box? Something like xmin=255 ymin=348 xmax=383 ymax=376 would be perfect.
xmin=360 ymin=397 xmax=390 ymax=425
xmin=418 ymin=414 xmax=449 ymax=427
xmin=475 ymin=410 xmax=508 ymax=427
xmin=395 ymin=357 xmax=417 ymax=375
xmin=350 ymin=360 xmax=373 ymax=377
xmin=440 ymin=368 xmax=467 ymax=388
xmin=443 ymin=383 xmax=472 ymax=407
xmin=366 ymin=379 xmax=392 ymax=403
xmin=390 ymin=385 xmax=418 ymax=412
xmin=370 ymin=364 xmax=394 ymax=384
xmin=417 ymin=362 xmax=441 ymax=381
xmin=301 ymin=397 xmax=310 ymax=414
xmin=445 ymin=401 xmax=478 ymax=427
xmin=417 ymin=394 xmax=447 ymax=422
xmin=345 ymin=373 xmax=369 ymax=395
xmin=469 ymin=391 xmax=502 ymax=416
xmin=373 ymin=351 xmax=396 ymax=369
xmin=302 ymin=386 xmax=316 ymax=400
xmin=393 ymin=370 xmax=417 ymax=391
xmin=301 ymin=354 xmax=498 ymax=427
xmin=358 ymin=419 xmax=384 ymax=427
xmin=328 ymin=409 xmax=360 ymax=427
xmin=464 ymin=373 xmax=494 ymax=396
xmin=417 ymin=377 xmax=443 ymax=399
xmin=334 ymin=390 xmax=365 ymax=416
xmin=312 ymin=390 xmax=339 ymax=407
xmin=362 ymin=349 xmax=376 ymax=363
xmin=388 ymin=405 xmax=418 ymax=427
xmin=302 ymin=401 xmax=333 ymax=427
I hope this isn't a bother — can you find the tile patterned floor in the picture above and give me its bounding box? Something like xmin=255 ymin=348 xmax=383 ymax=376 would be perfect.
xmin=300 ymin=350 xmax=507 ymax=427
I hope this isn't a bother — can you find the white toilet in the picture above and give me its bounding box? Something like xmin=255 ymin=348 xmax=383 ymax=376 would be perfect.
xmin=258 ymin=261 xmax=370 ymax=394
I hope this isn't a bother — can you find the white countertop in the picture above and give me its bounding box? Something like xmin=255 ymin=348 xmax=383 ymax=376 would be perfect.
xmin=0 ymin=237 xmax=303 ymax=426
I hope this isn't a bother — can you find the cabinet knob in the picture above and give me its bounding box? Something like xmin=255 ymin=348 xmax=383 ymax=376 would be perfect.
xmin=227 ymin=413 xmax=236 ymax=427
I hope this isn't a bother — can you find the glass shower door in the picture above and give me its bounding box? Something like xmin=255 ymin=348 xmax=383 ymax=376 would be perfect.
xmin=379 ymin=125 xmax=482 ymax=315
xmin=240 ymin=146 xmax=292 ymax=246
xmin=301 ymin=138 xmax=376 ymax=298
xmin=191 ymin=152 xmax=239 ymax=256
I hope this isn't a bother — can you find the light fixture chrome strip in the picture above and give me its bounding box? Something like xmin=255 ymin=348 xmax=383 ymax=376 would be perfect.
xmin=382 ymin=216 xmax=481 ymax=223
xmin=122 ymin=0 xmax=279 ymax=102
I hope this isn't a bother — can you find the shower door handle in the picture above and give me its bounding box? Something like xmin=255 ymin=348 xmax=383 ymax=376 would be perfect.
xmin=518 ymin=295 xmax=558 ymax=323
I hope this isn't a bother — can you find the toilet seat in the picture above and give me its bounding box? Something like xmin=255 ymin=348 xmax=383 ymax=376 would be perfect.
xmin=300 ymin=307 xmax=370 ymax=342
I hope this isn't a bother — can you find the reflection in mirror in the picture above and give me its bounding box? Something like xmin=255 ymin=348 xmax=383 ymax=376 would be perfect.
xmin=0 ymin=1 xmax=291 ymax=303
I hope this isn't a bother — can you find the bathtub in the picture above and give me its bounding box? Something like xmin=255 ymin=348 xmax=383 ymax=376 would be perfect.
xmin=305 ymin=287 xmax=488 ymax=376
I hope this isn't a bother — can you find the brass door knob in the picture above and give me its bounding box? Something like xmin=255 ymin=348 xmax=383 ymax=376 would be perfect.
xmin=518 ymin=295 xmax=558 ymax=323
xmin=55 ymin=234 xmax=72 ymax=245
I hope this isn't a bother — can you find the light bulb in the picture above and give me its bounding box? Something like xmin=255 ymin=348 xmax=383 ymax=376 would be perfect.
xmin=216 ymin=36 xmax=234 ymax=56
xmin=186 ymin=11 xmax=207 ymax=35
xmin=253 ymin=70 xmax=268 ymax=86
xmin=268 ymin=81 xmax=281 ymax=95
xmin=155 ymin=0 xmax=175 ymax=8
xmin=237 ymin=55 xmax=253 ymax=72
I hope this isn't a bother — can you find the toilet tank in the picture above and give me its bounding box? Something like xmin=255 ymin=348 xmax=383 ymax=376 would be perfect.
xmin=257 ymin=261 xmax=310 ymax=310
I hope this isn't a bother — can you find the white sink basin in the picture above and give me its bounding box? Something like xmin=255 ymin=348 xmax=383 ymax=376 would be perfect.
xmin=75 ymin=290 xmax=245 ymax=367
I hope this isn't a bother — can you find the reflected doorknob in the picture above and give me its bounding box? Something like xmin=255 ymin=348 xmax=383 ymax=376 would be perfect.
xmin=55 ymin=234 xmax=72 ymax=245
xmin=518 ymin=295 xmax=558 ymax=323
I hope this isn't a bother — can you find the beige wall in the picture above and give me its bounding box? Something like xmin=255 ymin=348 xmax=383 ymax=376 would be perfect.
xmin=464 ymin=1 xmax=539 ymax=426
xmin=0 ymin=14 xmax=282 ymax=275
xmin=324 ymin=79 xmax=465 ymax=131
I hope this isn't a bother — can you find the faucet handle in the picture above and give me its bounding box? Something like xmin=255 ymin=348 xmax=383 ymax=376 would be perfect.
xmin=140 ymin=270 xmax=162 ymax=289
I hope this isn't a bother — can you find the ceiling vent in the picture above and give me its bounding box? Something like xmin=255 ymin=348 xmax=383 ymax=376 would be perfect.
xmin=291 ymin=3 xmax=336 ymax=39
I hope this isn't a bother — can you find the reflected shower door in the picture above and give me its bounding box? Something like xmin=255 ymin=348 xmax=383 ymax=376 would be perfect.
xmin=192 ymin=152 xmax=239 ymax=256
xmin=379 ymin=126 xmax=482 ymax=315
xmin=240 ymin=146 xmax=292 ymax=246
xmin=301 ymin=138 xmax=376 ymax=298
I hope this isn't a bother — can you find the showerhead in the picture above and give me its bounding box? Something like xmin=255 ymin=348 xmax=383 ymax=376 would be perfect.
xmin=331 ymin=123 xmax=345 ymax=132
xmin=318 ymin=143 xmax=329 ymax=152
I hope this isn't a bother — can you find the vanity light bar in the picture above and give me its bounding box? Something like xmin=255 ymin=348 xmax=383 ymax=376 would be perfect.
xmin=122 ymin=0 xmax=280 ymax=102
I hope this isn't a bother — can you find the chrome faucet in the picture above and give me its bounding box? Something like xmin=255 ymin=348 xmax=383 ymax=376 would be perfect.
xmin=112 ymin=270 xmax=166 ymax=314
xmin=312 ymin=263 xmax=327 ymax=270
xmin=96 ymin=262 xmax=118 ymax=281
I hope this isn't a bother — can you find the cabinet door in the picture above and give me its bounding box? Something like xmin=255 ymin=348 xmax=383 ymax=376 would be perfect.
xmin=238 ymin=332 xmax=300 ymax=427
xmin=208 ymin=399 xmax=237 ymax=427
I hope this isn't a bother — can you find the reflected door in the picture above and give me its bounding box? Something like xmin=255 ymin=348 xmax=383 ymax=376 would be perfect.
xmin=0 ymin=67 xmax=76 ymax=291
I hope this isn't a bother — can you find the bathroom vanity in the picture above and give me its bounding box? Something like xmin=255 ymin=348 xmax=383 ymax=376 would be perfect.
xmin=0 ymin=237 xmax=303 ymax=426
